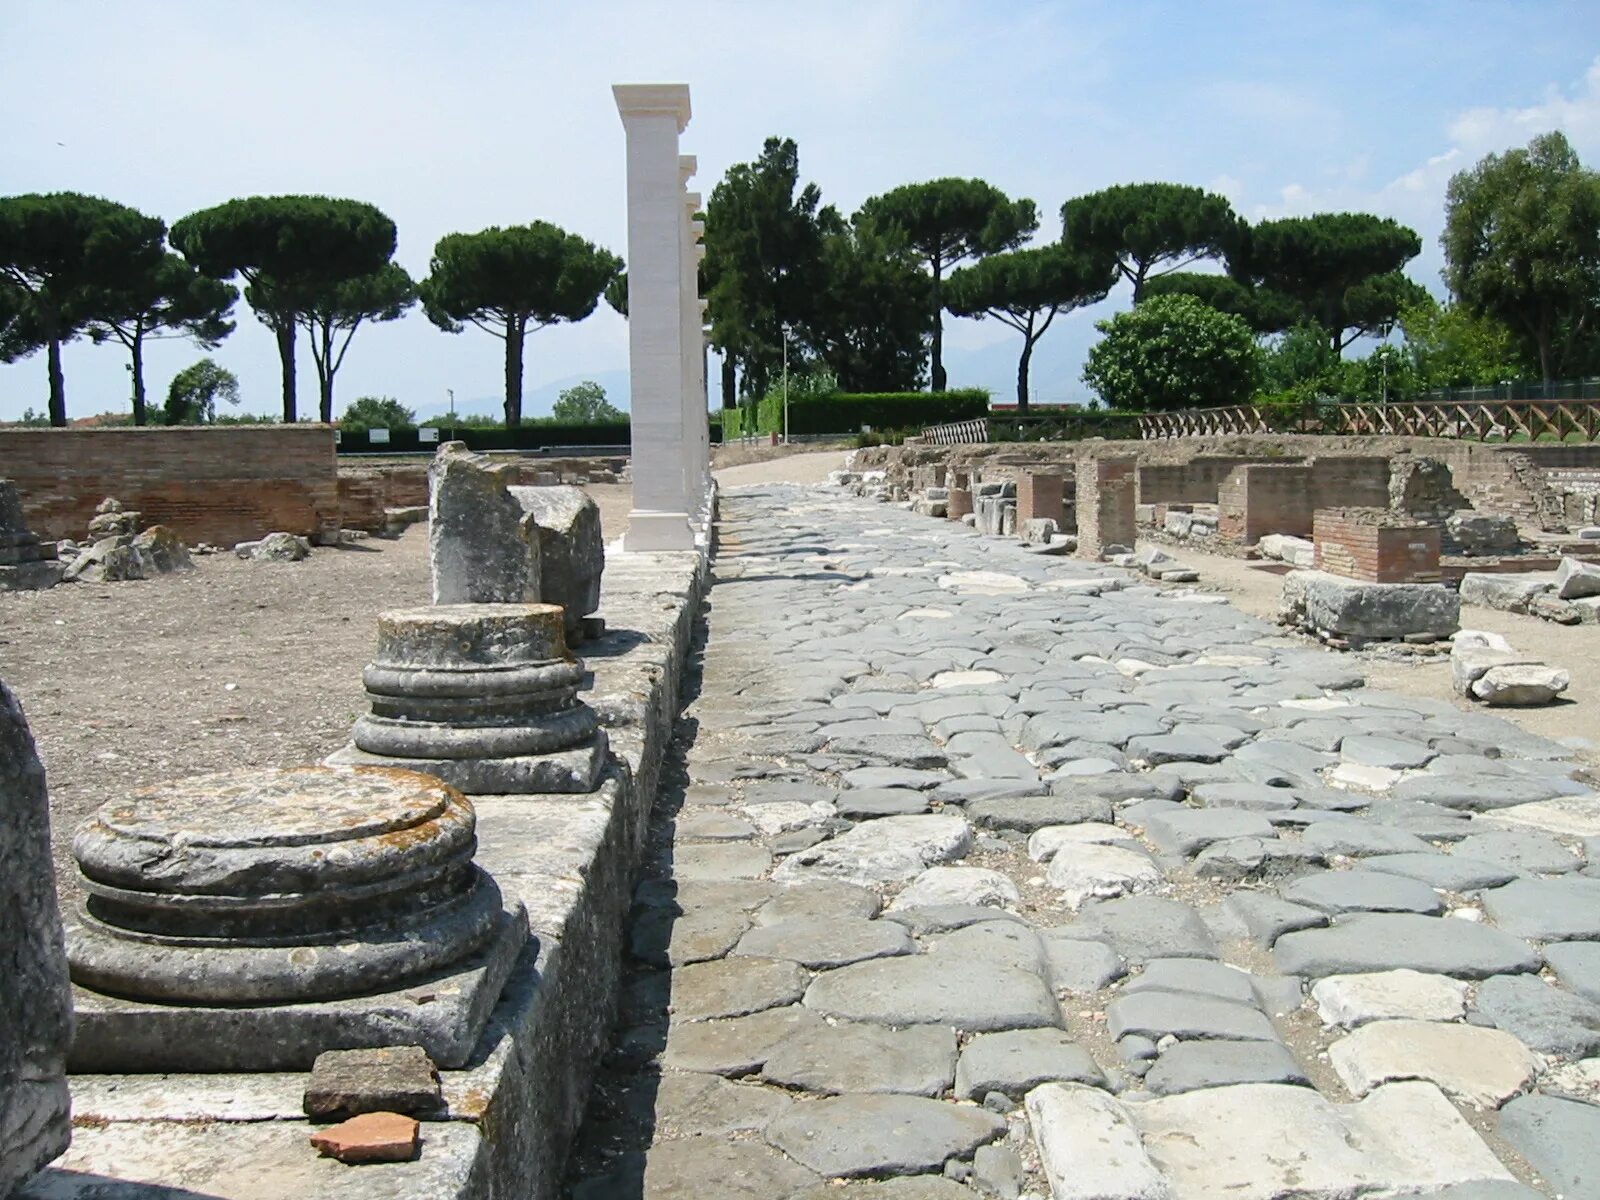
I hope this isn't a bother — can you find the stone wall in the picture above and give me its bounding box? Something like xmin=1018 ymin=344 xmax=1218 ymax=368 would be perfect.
xmin=1218 ymin=463 xmax=1315 ymax=542
xmin=0 ymin=427 xmax=339 ymax=545
xmin=1075 ymin=454 xmax=1136 ymax=557
xmin=1137 ymin=456 xmax=1273 ymax=506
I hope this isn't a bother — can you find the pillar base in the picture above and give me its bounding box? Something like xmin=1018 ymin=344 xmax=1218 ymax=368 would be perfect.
xmin=622 ymin=509 xmax=696 ymax=552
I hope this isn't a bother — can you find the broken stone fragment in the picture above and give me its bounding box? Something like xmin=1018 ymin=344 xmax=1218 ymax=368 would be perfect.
xmin=303 ymin=1045 xmax=443 ymax=1119
xmin=309 ymin=1110 xmax=420 ymax=1164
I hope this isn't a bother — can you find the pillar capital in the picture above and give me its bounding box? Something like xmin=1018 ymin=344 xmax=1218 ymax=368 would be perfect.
xmin=684 ymin=191 xmax=703 ymax=212
xmin=613 ymin=83 xmax=691 ymax=131
xmin=679 ymin=154 xmax=697 ymax=181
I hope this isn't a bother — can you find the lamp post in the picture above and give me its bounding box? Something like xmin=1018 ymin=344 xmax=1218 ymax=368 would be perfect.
xmin=781 ymin=322 xmax=793 ymax=445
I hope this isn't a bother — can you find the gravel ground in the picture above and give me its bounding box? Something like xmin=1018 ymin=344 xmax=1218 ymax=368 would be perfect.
xmin=1 ymin=482 xmax=634 ymax=908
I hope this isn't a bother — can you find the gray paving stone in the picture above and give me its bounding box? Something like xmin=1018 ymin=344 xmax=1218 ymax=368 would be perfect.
xmin=1274 ymin=913 xmax=1541 ymax=979
xmin=828 ymin=734 xmax=949 ymax=768
xmin=629 ymin=905 xmax=753 ymax=967
xmin=834 ymin=788 xmax=931 ymax=818
xmin=1075 ymin=895 xmax=1220 ymax=963
xmin=1039 ymin=932 xmax=1126 ymax=993
xmin=955 ymin=1028 xmax=1105 ymax=1099
xmin=1480 ymin=876 xmax=1600 ymax=940
xmin=1300 ymin=820 xmax=1436 ymax=858
xmin=1143 ymin=1039 xmax=1310 ymax=1095
xmin=1496 ymin=1094 xmax=1600 ymax=1199
xmin=1142 ymin=808 xmax=1277 ymax=856
xmin=676 ymin=811 xmax=758 ymax=841
xmin=661 ymin=1004 xmax=827 ymax=1075
xmin=1223 ymin=892 xmax=1330 ymax=948
xmin=1474 ymin=974 xmax=1600 ymax=1057
xmin=1341 ymin=734 xmax=1436 ymax=770
xmin=1390 ymin=774 xmax=1566 ymax=811
xmin=765 ymin=1093 xmax=1006 ymax=1178
xmin=1107 ymin=990 xmax=1278 ymax=1042
xmin=1456 ymin=829 xmax=1581 ymax=875
xmin=1362 ymin=799 xmax=1475 ymax=840
xmin=734 ymin=917 xmax=914 ymax=969
xmin=1543 ymin=941 xmax=1600 ymax=1004
xmin=925 ymin=921 xmax=1048 ymax=974
xmin=576 ymin=1138 xmax=819 ymax=1200
xmin=1192 ymin=836 xmax=1325 ymax=883
xmin=654 ymin=1072 xmax=794 ymax=1137
xmin=803 ymin=955 xmax=1062 ymax=1031
xmin=791 ymin=1180 xmax=976 ymax=1200
xmin=882 ymin=905 xmax=1025 ymax=936
xmin=760 ymin=1022 xmax=957 ymax=1096
xmin=1123 ymin=958 xmax=1258 ymax=1004
xmin=672 ymin=842 xmax=773 ymax=882
xmin=843 ymin=767 xmax=950 ymax=791
xmin=965 ymin=794 xmax=1112 ymax=833
xmin=755 ymin=879 xmax=880 ymax=925
xmin=1279 ymin=869 xmax=1445 ymax=915
xmin=1189 ymin=782 xmax=1300 ymax=812
xmin=1359 ymin=853 xmax=1518 ymax=892
xmin=1052 ymin=772 xmax=1185 ymax=804
xmin=1420 ymin=1181 xmax=1555 ymax=1200
xmin=1127 ymin=732 xmax=1231 ymax=764
xmin=670 ymin=956 xmax=810 ymax=1022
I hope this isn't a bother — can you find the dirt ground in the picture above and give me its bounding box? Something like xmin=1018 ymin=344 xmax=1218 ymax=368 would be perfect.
xmin=1159 ymin=539 xmax=1600 ymax=765
xmin=711 ymin=442 xmax=854 ymax=482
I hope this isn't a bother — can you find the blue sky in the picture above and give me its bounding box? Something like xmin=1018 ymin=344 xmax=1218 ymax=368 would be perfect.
xmin=3 ymin=0 xmax=1599 ymax=422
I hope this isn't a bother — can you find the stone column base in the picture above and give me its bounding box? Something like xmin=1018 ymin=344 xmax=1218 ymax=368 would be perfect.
xmin=623 ymin=509 xmax=695 ymax=552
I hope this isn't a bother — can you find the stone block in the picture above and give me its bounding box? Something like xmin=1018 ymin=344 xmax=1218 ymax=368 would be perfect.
xmin=429 ymin=442 xmax=539 ymax=605
xmin=1281 ymin=570 xmax=1460 ymax=642
xmin=1470 ymin=663 xmax=1569 ymax=707
xmin=1314 ymin=508 xmax=1441 ymax=584
xmin=1448 ymin=511 xmax=1520 ymax=555
xmin=1555 ymin=556 xmax=1600 ymax=599
xmin=1459 ymin=572 xmax=1553 ymax=614
xmin=508 ymin=485 xmax=604 ymax=641
xmin=303 ymin=1046 xmax=443 ymax=1119
xmin=1259 ymin=534 xmax=1315 ymax=567
xmin=0 ymin=681 xmax=72 ymax=1196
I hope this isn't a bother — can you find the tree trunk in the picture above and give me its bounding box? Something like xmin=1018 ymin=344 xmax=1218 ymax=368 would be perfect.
xmin=275 ymin=322 xmax=297 ymax=423
xmin=130 ymin=336 xmax=147 ymax=426
xmin=1537 ymin=323 xmax=1554 ymax=387
xmin=1016 ymin=337 xmax=1033 ymax=414
xmin=721 ymin=354 xmax=736 ymax=410
xmin=1130 ymin=263 xmax=1145 ymax=304
xmin=46 ymin=334 xmax=66 ymax=427
xmin=504 ymin=322 xmax=524 ymax=429
xmin=930 ymin=258 xmax=946 ymax=393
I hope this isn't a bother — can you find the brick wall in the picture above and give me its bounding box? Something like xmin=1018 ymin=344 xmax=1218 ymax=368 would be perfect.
xmin=1137 ymin=456 xmax=1283 ymax=506
xmin=1017 ymin=472 xmax=1065 ymax=526
xmin=1218 ymin=463 xmax=1315 ymax=542
xmin=1076 ymin=454 xmax=1137 ymax=558
xmin=1308 ymin=456 xmax=1391 ymax=509
xmin=1314 ymin=507 xmax=1441 ymax=583
xmin=0 ymin=426 xmax=338 ymax=545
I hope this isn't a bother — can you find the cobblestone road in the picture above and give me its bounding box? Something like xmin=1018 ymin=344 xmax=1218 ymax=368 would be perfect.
xmin=567 ymin=483 xmax=1600 ymax=1199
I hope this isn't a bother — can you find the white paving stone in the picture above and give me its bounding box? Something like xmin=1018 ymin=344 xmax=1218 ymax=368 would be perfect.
xmin=772 ymin=814 xmax=973 ymax=886
xmin=1025 ymin=1082 xmax=1168 ymax=1200
xmin=1027 ymin=823 xmax=1137 ymax=862
xmin=1045 ymin=843 xmax=1163 ymax=910
xmin=1328 ymin=1019 xmax=1537 ymax=1108
xmin=889 ymin=865 xmax=1019 ymax=911
xmin=1311 ymin=969 xmax=1469 ymax=1028
xmin=929 ymin=669 xmax=1005 ymax=689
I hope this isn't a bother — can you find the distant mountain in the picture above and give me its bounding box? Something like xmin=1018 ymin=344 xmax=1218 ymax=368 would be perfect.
xmin=411 ymin=369 xmax=633 ymax=423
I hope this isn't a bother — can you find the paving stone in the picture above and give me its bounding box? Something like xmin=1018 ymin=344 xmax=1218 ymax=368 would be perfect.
xmin=834 ymin=788 xmax=931 ymax=818
xmin=791 ymin=1180 xmax=975 ymax=1200
xmin=654 ymin=1072 xmax=794 ymax=1137
xmin=1045 ymin=842 xmax=1163 ymax=909
xmin=1127 ymin=732 xmax=1230 ymax=764
xmin=1026 ymin=1083 xmax=1169 ymax=1200
xmin=925 ymin=921 xmax=1048 ymax=974
xmin=734 ymin=917 xmax=913 ymax=969
xmin=971 ymin=1142 xmax=1025 ymax=1200
xmin=1141 ymin=808 xmax=1276 ymax=856
xmin=1497 ymin=1094 xmax=1600 ymax=1199
xmin=1543 ymin=941 xmax=1600 ymax=1005
xmin=882 ymin=905 xmax=1025 ymax=936
xmin=955 ymin=1028 xmax=1104 ymax=1099
xmin=1192 ymin=836 xmax=1325 ymax=883
xmin=1143 ymin=1039 xmax=1309 ymax=1095
xmin=755 ymin=879 xmax=880 ymax=925
xmin=965 ymin=794 xmax=1113 ymax=833
xmin=1074 ymin=895 xmax=1219 ymax=963
xmin=1456 ymin=829 xmax=1581 ymax=875
xmin=765 ymin=1093 xmax=1005 ymax=1178
xmin=1390 ymin=774 xmax=1566 ymax=812
xmin=760 ymin=1022 xmax=957 ymax=1096
xmin=1279 ymin=869 xmax=1445 ymax=915
xmin=803 ymin=955 xmax=1061 ymax=1031
xmin=1363 ymin=798 xmax=1476 ymax=840
xmin=1419 ymin=1183 xmax=1549 ymax=1200
xmin=1480 ymin=876 xmax=1600 ymax=940
xmin=672 ymin=842 xmax=773 ymax=882
xmin=629 ymin=905 xmax=753 ymax=967
xmin=675 ymin=811 xmax=758 ymax=841
xmin=1359 ymin=852 xmax=1518 ymax=892
xmin=739 ymin=800 xmax=831 ymax=836
xmin=842 ymin=767 xmax=951 ymax=791
xmin=1123 ymin=958 xmax=1258 ymax=1004
xmin=660 ymin=1004 xmax=826 ymax=1075
xmin=1107 ymin=990 xmax=1277 ymax=1042
xmin=1329 ymin=1019 xmax=1537 ymax=1107
xmin=890 ymin=865 xmax=1020 ymax=911
xmin=588 ymin=1138 xmax=819 ymax=1200
xmin=1026 ymin=822 xmax=1135 ymax=861
xmin=828 ymin=734 xmax=949 ymax=768
xmin=1189 ymin=781 xmax=1300 ymax=812
xmin=1310 ymin=969 xmax=1469 ymax=1028
xmin=1039 ymin=932 xmax=1126 ymax=993
xmin=1131 ymin=1081 xmax=1518 ymax=1196
xmin=669 ymin=956 xmax=810 ymax=1022
xmin=1299 ymin=821 xmax=1435 ymax=858
xmin=1340 ymin=734 xmax=1436 ymax=770
xmin=1473 ymin=973 xmax=1600 ymax=1057
xmin=770 ymin=827 xmax=829 ymax=856
xmin=772 ymin=814 xmax=973 ymax=886
xmin=1273 ymin=913 xmax=1542 ymax=979
xmin=1223 ymin=892 xmax=1329 ymax=948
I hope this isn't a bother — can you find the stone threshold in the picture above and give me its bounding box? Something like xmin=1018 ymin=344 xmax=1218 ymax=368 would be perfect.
xmin=25 ymin=518 xmax=715 ymax=1200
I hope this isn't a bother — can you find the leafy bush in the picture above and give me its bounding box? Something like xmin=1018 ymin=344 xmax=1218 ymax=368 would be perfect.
xmin=726 ymin=389 xmax=988 ymax=436
xmin=1083 ymin=294 xmax=1262 ymax=411
xmin=341 ymin=395 xmax=417 ymax=433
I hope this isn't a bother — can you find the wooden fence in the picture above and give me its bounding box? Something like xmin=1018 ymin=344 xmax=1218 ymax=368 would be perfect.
xmin=1140 ymin=399 xmax=1600 ymax=443
xmin=920 ymin=418 xmax=989 ymax=445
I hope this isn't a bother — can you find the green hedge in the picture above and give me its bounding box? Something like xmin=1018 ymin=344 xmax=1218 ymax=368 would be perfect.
xmin=723 ymin=390 xmax=989 ymax=438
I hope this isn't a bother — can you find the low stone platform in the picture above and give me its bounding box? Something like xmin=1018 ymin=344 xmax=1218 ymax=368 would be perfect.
xmin=24 ymin=530 xmax=713 ymax=1200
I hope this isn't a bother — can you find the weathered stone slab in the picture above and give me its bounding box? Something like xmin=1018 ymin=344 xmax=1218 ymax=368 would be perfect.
xmin=804 ymin=955 xmax=1062 ymax=1031
xmin=765 ymin=1093 xmax=1005 ymax=1178
xmin=669 ymin=956 xmax=809 ymax=1021
xmin=1026 ymin=1083 xmax=1168 ymax=1200
xmin=735 ymin=917 xmax=913 ymax=968
xmin=1311 ymin=969 xmax=1468 ymax=1028
xmin=1480 ymin=876 xmax=1600 ymax=941
xmin=1045 ymin=842 xmax=1162 ymax=909
xmin=508 ymin=485 xmax=603 ymax=640
xmin=1107 ymin=990 xmax=1277 ymax=1042
xmin=661 ymin=1004 xmax=826 ymax=1075
xmin=1497 ymin=1094 xmax=1600 ymax=1199
xmin=1143 ymin=1039 xmax=1309 ymax=1095
xmin=761 ymin=1022 xmax=957 ymax=1096
xmin=0 ymin=680 xmax=71 ymax=1196
xmin=772 ymin=814 xmax=972 ymax=886
xmin=1279 ymin=869 xmax=1444 ymax=915
xmin=1274 ymin=913 xmax=1541 ymax=979
xmin=1328 ymin=1019 xmax=1537 ymax=1107
xmin=428 ymin=442 xmax=538 ymax=604
xmin=1473 ymin=974 xmax=1600 ymax=1057
xmin=954 ymin=1028 xmax=1103 ymax=1099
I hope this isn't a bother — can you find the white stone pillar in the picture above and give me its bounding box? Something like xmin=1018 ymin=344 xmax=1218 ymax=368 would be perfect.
xmin=615 ymin=84 xmax=694 ymax=552
xmin=681 ymin=178 xmax=709 ymax=531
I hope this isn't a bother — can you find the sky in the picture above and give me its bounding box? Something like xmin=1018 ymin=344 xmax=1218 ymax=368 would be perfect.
xmin=3 ymin=0 xmax=1600 ymax=423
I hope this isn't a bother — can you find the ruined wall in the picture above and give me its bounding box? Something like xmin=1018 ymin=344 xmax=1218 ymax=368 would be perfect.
xmin=1218 ymin=464 xmax=1315 ymax=542
xmin=1314 ymin=508 xmax=1442 ymax=584
xmin=1 ymin=426 xmax=338 ymax=545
